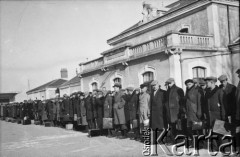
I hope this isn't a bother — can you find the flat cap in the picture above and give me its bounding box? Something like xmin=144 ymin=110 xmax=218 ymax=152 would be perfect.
xmin=236 ymin=69 xmax=240 ymax=74
xmin=185 ymin=79 xmax=194 ymax=85
xmin=113 ymin=82 xmax=122 ymax=88
xmin=140 ymin=83 xmax=148 ymax=88
xmin=126 ymin=87 xmax=134 ymax=91
xmin=218 ymin=74 xmax=228 ymax=81
xmin=199 ymin=79 xmax=206 ymax=85
xmin=204 ymin=76 xmax=217 ymax=82
xmin=135 ymin=88 xmax=141 ymax=91
xmin=166 ymin=78 xmax=175 ymax=83
xmin=193 ymin=78 xmax=199 ymax=84
xmin=151 ymin=80 xmax=159 ymax=85
xmin=63 ymin=94 xmax=68 ymax=97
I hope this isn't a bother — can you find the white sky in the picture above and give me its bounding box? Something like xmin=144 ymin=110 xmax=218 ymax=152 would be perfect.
xmin=0 ymin=0 xmax=176 ymax=101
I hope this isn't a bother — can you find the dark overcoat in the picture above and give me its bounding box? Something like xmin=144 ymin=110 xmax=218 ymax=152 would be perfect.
xmin=128 ymin=92 xmax=139 ymax=121
xmin=124 ymin=94 xmax=131 ymax=123
xmin=150 ymin=88 xmax=166 ymax=130
xmin=103 ymin=93 xmax=113 ymax=118
xmin=236 ymin=82 xmax=240 ymax=121
xmin=206 ymin=86 xmax=225 ymax=128
xmin=113 ymin=91 xmax=126 ymax=125
xmin=85 ymin=96 xmax=94 ymax=120
xmin=219 ymin=83 xmax=236 ymax=122
xmin=185 ymin=86 xmax=202 ymax=126
xmin=166 ymin=84 xmax=185 ymax=123
xmin=96 ymin=96 xmax=104 ymax=129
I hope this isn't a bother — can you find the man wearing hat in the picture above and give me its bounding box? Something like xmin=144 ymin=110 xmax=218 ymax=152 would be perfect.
xmin=234 ymin=69 xmax=240 ymax=154
xmin=139 ymin=83 xmax=150 ymax=133
xmin=218 ymin=75 xmax=236 ymax=125
xmin=124 ymin=87 xmax=135 ymax=130
xmin=165 ymin=78 xmax=184 ymax=143
xmin=112 ymin=82 xmax=128 ymax=139
xmin=205 ymin=76 xmax=226 ymax=151
xmin=184 ymin=79 xmax=202 ymax=143
xmin=96 ymin=90 xmax=105 ymax=135
xmin=150 ymin=80 xmax=167 ymax=137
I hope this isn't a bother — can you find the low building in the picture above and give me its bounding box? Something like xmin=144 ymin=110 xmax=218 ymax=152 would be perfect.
xmin=26 ymin=69 xmax=68 ymax=100
xmin=0 ymin=92 xmax=18 ymax=104
xmin=79 ymin=0 xmax=239 ymax=92
xmin=59 ymin=75 xmax=81 ymax=97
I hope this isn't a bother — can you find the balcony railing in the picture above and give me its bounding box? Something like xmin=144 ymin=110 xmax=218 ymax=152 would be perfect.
xmin=81 ymin=58 xmax=103 ymax=72
xmin=80 ymin=32 xmax=214 ymax=73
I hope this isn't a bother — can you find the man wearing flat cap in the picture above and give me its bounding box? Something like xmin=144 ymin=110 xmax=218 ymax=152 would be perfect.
xmin=139 ymin=83 xmax=150 ymax=133
xmin=150 ymin=80 xmax=167 ymax=136
xmin=165 ymin=78 xmax=184 ymax=143
xmin=124 ymin=87 xmax=135 ymax=130
xmin=205 ymin=76 xmax=226 ymax=151
xmin=218 ymin=75 xmax=236 ymax=125
xmin=96 ymin=90 xmax=105 ymax=135
xmin=112 ymin=82 xmax=128 ymax=138
xmin=184 ymin=79 xmax=202 ymax=142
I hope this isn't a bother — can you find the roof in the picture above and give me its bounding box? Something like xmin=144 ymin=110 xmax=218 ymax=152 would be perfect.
xmin=59 ymin=76 xmax=80 ymax=87
xmin=107 ymin=0 xmax=199 ymax=43
xmin=26 ymin=79 xmax=67 ymax=94
xmin=0 ymin=93 xmax=18 ymax=98
xmin=100 ymin=43 xmax=132 ymax=55
xmin=79 ymin=56 xmax=103 ymax=66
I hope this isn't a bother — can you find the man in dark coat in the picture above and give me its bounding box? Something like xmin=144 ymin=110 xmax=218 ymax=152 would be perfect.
xmin=96 ymin=91 xmax=105 ymax=134
xmin=165 ymin=78 xmax=185 ymax=142
xmin=62 ymin=94 xmax=70 ymax=122
xmin=85 ymin=92 xmax=95 ymax=129
xmin=150 ymin=80 xmax=167 ymax=130
xmin=234 ymin=69 xmax=240 ymax=154
xmin=113 ymin=82 xmax=127 ymax=138
xmin=205 ymin=76 xmax=226 ymax=151
xmin=124 ymin=87 xmax=133 ymax=130
xmin=218 ymin=75 xmax=236 ymax=124
xmin=184 ymin=79 xmax=202 ymax=140
xmin=103 ymin=91 xmax=113 ymax=118
xmin=150 ymin=80 xmax=167 ymax=146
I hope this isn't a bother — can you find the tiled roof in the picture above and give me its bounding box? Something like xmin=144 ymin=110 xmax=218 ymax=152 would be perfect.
xmin=26 ymin=79 xmax=67 ymax=94
xmin=59 ymin=76 xmax=80 ymax=87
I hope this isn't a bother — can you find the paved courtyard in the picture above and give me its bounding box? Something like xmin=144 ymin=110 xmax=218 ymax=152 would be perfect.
xmin=0 ymin=120 xmax=223 ymax=157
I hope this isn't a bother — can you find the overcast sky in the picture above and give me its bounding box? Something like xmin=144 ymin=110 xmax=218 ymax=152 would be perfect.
xmin=0 ymin=0 xmax=176 ymax=101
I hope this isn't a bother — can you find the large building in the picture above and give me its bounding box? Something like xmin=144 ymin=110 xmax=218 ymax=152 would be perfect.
xmin=79 ymin=0 xmax=239 ymax=92
xmin=0 ymin=92 xmax=18 ymax=104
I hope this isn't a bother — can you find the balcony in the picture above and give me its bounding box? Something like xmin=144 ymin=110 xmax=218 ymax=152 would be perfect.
xmin=80 ymin=57 xmax=104 ymax=73
xmin=129 ymin=32 xmax=214 ymax=57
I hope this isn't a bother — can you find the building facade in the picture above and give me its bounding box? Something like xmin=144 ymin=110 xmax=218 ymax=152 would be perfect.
xmin=59 ymin=75 xmax=81 ymax=97
xmin=79 ymin=0 xmax=239 ymax=92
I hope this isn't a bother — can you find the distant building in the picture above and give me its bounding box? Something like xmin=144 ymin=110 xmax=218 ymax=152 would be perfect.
xmin=0 ymin=92 xmax=18 ymax=104
xmin=26 ymin=69 xmax=68 ymax=100
xmin=79 ymin=0 xmax=239 ymax=92
xmin=59 ymin=75 xmax=81 ymax=97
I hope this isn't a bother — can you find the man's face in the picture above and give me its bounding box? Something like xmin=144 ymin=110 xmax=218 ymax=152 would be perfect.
xmin=127 ymin=90 xmax=133 ymax=95
xmin=169 ymin=82 xmax=174 ymax=87
xmin=135 ymin=90 xmax=139 ymax=94
xmin=114 ymin=86 xmax=119 ymax=92
xmin=206 ymin=81 xmax=214 ymax=88
xmin=200 ymin=84 xmax=207 ymax=90
xmin=186 ymin=82 xmax=194 ymax=89
xmin=141 ymin=86 xmax=147 ymax=92
xmin=80 ymin=96 xmax=84 ymax=99
xmin=220 ymin=79 xmax=228 ymax=87
xmin=152 ymin=84 xmax=159 ymax=91
xmin=102 ymin=87 xmax=106 ymax=92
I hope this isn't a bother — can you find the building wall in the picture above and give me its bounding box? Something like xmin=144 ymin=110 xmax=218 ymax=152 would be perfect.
xmin=82 ymin=53 xmax=170 ymax=92
xmin=59 ymin=87 xmax=70 ymax=97
xmin=114 ymin=7 xmax=209 ymax=47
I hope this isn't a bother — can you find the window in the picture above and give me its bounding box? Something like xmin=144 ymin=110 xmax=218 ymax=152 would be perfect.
xmin=192 ymin=66 xmax=206 ymax=79
xmin=92 ymin=82 xmax=98 ymax=90
xmin=113 ymin=77 xmax=121 ymax=84
xmin=179 ymin=28 xmax=189 ymax=33
xmin=143 ymin=72 xmax=154 ymax=83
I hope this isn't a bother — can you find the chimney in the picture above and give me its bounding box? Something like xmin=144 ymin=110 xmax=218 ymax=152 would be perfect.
xmin=60 ymin=68 xmax=68 ymax=79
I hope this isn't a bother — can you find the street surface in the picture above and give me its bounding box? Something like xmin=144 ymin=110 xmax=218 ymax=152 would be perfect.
xmin=0 ymin=121 xmax=222 ymax=157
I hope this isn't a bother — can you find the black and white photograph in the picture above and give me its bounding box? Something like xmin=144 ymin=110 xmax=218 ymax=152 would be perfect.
xmin=0 ymin=0 xmax=239 ymax=156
